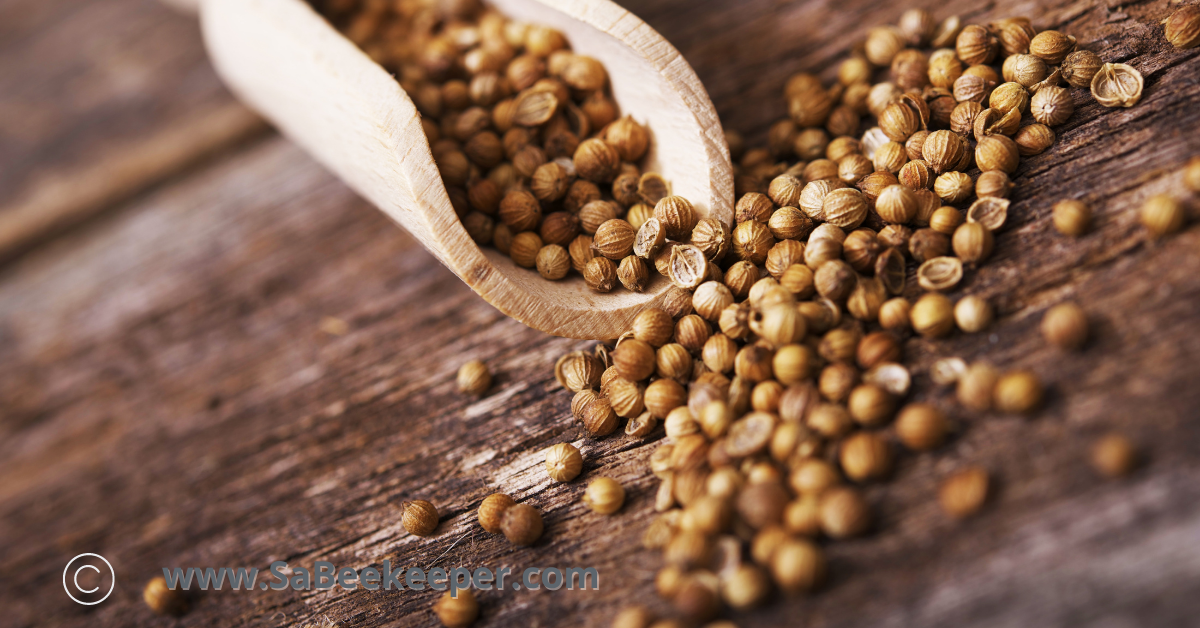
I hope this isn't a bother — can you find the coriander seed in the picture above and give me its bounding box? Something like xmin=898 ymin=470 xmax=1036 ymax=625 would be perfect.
xmin=1140 ymin=195 xmax=1186 ymax=238
xmin=654 ymin=196 xmax=698 ymax=240
xmin=509 ymin=231 xmax=543 ymax=268
xmin=857 ymin=331 xmax=902 ymax=369
xmin=536 ymin=244 xmax=570 ymax=280
xmin=500 ymin=503 xmax=543 ymax=545
xmin=692 ymin=218 xmax=731 ymax=259
xmin=457 ymin=360 xmax=492 ymax=396
xmin=1061 ymin=50 xmax=1103 ymax=88
xmin=839 ymin=430 xmax=892 ymax=481
xmin=934 ymin=171 xmax=974 ymax=205
xmin=674 ymin=314 xmax=711 ymax=353
xmin=633 ymin=308 xmax=674 ymax=347
xmin=1091 ymin=63 xmax=1144 ymax=108
xmin=612 ymin=606 xmax=655 ymax=628
xmin=939 ymin=467 xmax=989 ymax=518
xmin=957 ymin=362 xmax=999 ymax=411
xmin=1090 ymin=433 xmax=1139 ymax=478
xmin=876 ymin=185 xmax=918 ymax=224
xmin=1165 ymin=6 xmax=1200 ymax=49
xmin=478 ymin=493 xmax=516 ymax=533
xmin=722 ymin=564 xmax=771 ymax=610
xmin=656 ymin=343 xmax=693 ymax=383
xmin=606 ymin=116 xmax=649 ymax=161
xmin=1041 ymin=302 xmax=1089 ymax=350
xmin=1015 ymin=123 xmax=1056 ymax=156
xmin=818 ymin=486 xmax=871 ymax=538
xmin=434 ymin=590 xmax=479 ymax=628
xmin=573 ymin=137 xmax=619 ymax=182
xmin=618 ymin=255 xmax=649 ymax=291
xmin=770 ymin=538 xmax=827 ymax=594
xmin=952 ymin=222 xmax=994 ymax=264
xmin=1030 ymin=86 xmax=1074 ymax=126
xmin=930 ymin=206 xmax=964 ymax=234
xmin=847 ymin=384 xmax=896 ymax=427
xmin=1029 ymin=30 xmax=1076 ymax=64
xmin=545 ymin=442 xmax=583 ymax=482
xmin=581 ymin=395 xmax=618 ymax=436
xmin=975 ymin=134 xmax=1020 ymax=174
xmin=402 ymin=499 xmax=439 ymax=536
xmin=1186 ymin=157 xmax=1200 ymax=192
xmin=992 ymin=17 xmax=1035 ymax=56
xmin=994 ymin=370 xmax=1044 ymax=415
xmin=558 ymin=350 xmax=602 ymax=392
xmin=894 ymin=403 xmax=948 ymax=450
xmin=584 ymin=477 xmax=626 ymax=514
xmin=917 ymin=256 xmax=964 ymax=292
xmin=144 ymin=576 xmax=189 ymax=616
xmin=1003 ymin=54 xmax=1048 ymax=88
xmin=879 ymin=297 xmax=911 ymax=331
xmin=866 ymin=26 xmax=906 ymax=66
xmin=911 ymin=293 xmax=955 ymax=337
xmin=733 ymin=220 xmax=776 ymax=265
xmin=957 ymin=24 xmax=998 ymax=65
xmin=584 ymin=257 xmax=617 ymax=292
xmin=645 ymin=378 xmax=687 ymax=418
xmin=955 ymin=295 xmax=994 ymax=333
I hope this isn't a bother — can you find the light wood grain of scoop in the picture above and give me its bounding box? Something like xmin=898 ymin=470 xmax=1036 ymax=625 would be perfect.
xmin=198 ymin=0 xmax=733 ymax=339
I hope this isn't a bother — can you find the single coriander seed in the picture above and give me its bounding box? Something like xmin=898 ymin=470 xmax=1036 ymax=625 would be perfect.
xmin=434 ymin=589 xmax=479 ymax=628
xmin=958 ymin=362 xmax=999 ymax=411
xmin=1091 ymin=63 xmax=1144 ymax=108
xmin=535 ymin=244 xmax=570 ymax=280
xmin=1029 ymin=30 xmax=1076 ymax=64
xmin=817 ymin=486 xmax=871 ymax=538
xmin=1091 ymin=433 xmax=1139 ymax=478
xmin=402 ymin=499 xmax=439 ymax=536
xmin=911 ymin=293 xmax=955 ymax=337
xmin=939 ymin=467 xmax=989 ymax=519
xmin=500 ymin=503 xmax=544 ymax=545
xmin=839 ymin=431 xmax=892 ymax=481
xmin=1165 ymin=6 xmax=1200 ymax=50
xmin=612 ymin=606 xmax=656 ymax=628
xmin=994 ymin=370 xmax=1044 ymax=415
xmin=144 ymin=576 xmax=189 ymax=616
xmin=1140 ymin=195 xmax=1187 ymax=238
xmin=544 ymin=442 xmax=583 ymax=482
xmin=1042 ymin=302 xmax=1089 ymax=350
xmin=583 ymin=476 xmax=626 ymax=515
xmin=478 ymin=493 xmax=516 ymax=534
xmin=954 ymin=295 xmax=994 ymax=333
xmin=1061 ymin=50 xmax=1103 ymax=87
xmin=894 ymin=403 xmax=948 ymax=451
xmin=456 ymin=360 xmax=492 ymax=396
xmin=1053 ymin=200 xmax=1091 ymax=236
xmin=1186 ymin=157 xmax=1200 ymax=193
xmin=769 ymin=538 xmax=827 ymax=593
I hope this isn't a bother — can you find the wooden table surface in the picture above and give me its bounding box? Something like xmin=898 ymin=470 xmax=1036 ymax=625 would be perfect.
xmin=2 ymin=0 xmax=1199 ymax=626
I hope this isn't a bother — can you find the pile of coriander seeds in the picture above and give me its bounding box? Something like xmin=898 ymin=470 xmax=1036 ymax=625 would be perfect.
xmin=556 ymin=9 xmax=1189 ymax=628
xmin=308 ymin=1 xmax=1200 ymax=627
xmin=312 ymin=0 xmax=697 ymax=293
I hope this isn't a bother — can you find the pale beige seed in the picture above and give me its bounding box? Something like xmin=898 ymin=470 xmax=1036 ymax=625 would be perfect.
xmin=939 ymin=467 xmax=989 ymax=518
xmin=1091 ymin=433 xmax=1139 ymax=478
xmin=456 ymin=360 xmax=492 ymax=396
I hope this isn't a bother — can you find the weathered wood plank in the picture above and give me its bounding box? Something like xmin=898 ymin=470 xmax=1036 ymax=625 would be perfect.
xmin=2 ymin=0 xmax=1200 ymax=627
xmin=0 ymin=0 xmax=265 ymax=260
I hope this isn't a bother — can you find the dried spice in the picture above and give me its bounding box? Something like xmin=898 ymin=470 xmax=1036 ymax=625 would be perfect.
xmin=1091 ymin=63 xmax=1144 ymax=108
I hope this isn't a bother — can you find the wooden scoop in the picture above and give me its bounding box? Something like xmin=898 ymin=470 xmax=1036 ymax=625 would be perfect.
xmin=190 ymin=0 xmax=733 ymax=339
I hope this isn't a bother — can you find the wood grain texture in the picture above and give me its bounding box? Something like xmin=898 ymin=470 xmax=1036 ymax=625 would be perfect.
xmin=0 ymin=0 xmax=265 ymax=261
xmin=201 ymin=0 xmax=733 ymax=340
xmin=1 ymin=0 xmax=1200 ymax=627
